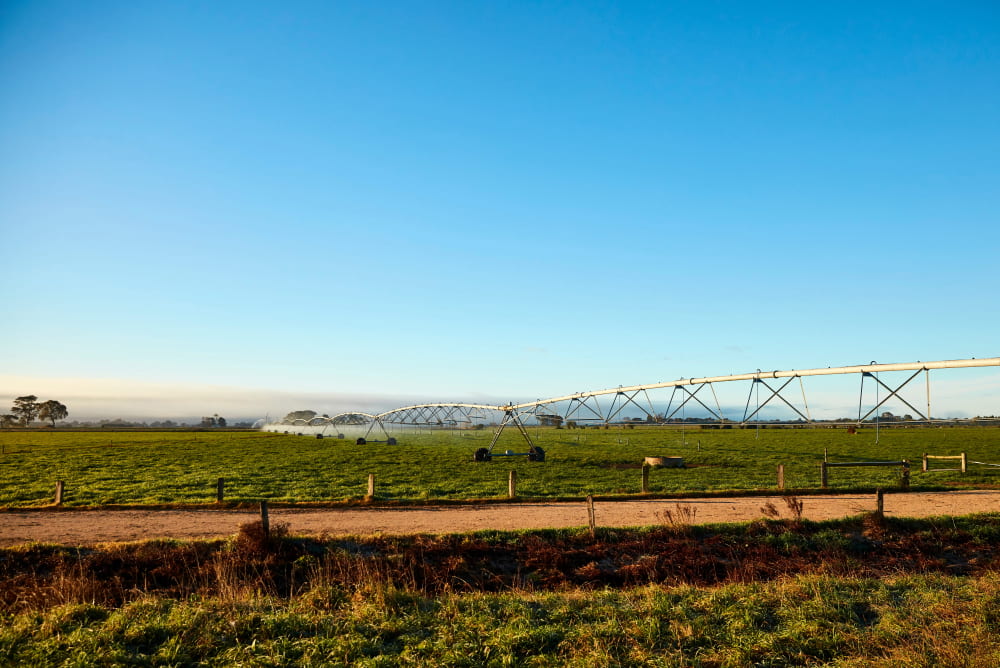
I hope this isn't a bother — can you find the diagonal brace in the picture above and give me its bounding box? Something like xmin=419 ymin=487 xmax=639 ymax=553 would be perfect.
xmin=859 ymin=369 xmax=928 ymax=421
xmin=743 ymin=376 xmax=811 ymax=423
xmin=487 ymin=408 xmax=535 ymax=454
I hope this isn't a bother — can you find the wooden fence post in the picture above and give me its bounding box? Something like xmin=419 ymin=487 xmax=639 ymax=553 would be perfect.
xmin=922 ymin=453 xmax=928 ymax=472
xmin=508 ymin=470 xmax=517 ymax=499
xmin=777 ymin=464 xmax=785 ymax=490
xmin=820 ymin=462 xmax=828 ymax=489
xmin=901 ymin=460 xmax=910 ymax=490
xmin=876 ymin=489 xmax=884 ymax=518
xmin=367 ymin=473 xmax=375 ymax=500
xmin=586 ymin=495 xmax=596 ymax=539
xmin=961 ymin=452 xmax=967 ymax=473
xmin=54 ymin=480 xmax=64 ymax=506
xmin=216 ymin=478 xmax=225 ymax=502
xmin=641 ymin=464 xmax=650 ymax=493
xmin=260 ymin=500 xmax=270 ymax=539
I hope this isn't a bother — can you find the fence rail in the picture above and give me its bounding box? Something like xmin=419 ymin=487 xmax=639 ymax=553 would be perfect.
xmin=923 ymin=453 xmax=967 ymax=473
xmin=821 ymin=460 xmax=910 ymax=489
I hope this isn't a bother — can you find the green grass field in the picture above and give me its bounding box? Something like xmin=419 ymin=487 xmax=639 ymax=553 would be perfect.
xmin=2 ymin=426 xmax=999 ymax=507
xmin=4 ymin=573 xmax=999 ymax=666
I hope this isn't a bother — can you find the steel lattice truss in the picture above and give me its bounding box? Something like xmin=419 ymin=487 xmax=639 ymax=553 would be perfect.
xmin=273 ymin=358 xmax=1000 ymax=437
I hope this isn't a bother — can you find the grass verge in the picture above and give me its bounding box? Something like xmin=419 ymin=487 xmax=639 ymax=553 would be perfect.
xmin=2 ymin=514 xmax=1000 ymax=665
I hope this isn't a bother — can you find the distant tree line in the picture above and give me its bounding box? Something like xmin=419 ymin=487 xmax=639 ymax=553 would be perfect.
xmin=0 ymin=397 xmax=252 ymax=429
xmin=200 ymin=414 xmax=228 ymax=428
xmin=282 ymin=410 xmax=320 ymax=423
xmin=56 ymin=418 xmax=256 ymax=428
xmin=1 ymin=395 xmax=69 ymax=427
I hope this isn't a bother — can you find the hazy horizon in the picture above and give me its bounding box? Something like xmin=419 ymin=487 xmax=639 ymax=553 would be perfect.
xmin=4 ymin=364 xmax=998 ymax=423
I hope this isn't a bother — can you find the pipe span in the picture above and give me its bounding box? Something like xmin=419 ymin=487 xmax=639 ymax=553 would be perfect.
xmin=509 ymin=357 xmax=1000 ymax=410
xmin=369 ymin=357 xmax=999 ymax=416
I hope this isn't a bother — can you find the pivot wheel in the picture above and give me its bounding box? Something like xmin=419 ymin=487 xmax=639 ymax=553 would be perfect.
xmin=474 ymin=447 xmax=492 ymax=462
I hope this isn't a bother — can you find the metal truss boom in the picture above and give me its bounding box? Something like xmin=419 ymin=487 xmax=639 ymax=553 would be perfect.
xmin=272 ymin=357 xmax=999 ymax=431
xmin=507 ymin=358 xmax=1000 ymax=412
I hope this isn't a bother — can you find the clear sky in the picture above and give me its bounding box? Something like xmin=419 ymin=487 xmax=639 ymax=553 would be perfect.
xmin=2 ymin=1 xmax=998 ymax=420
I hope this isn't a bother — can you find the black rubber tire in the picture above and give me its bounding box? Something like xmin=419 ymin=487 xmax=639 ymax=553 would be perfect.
xmin=387 ymin=437 xmax=397 ymax=445
xmin=528 ymin=446 xmax=546 ymax=462
xmin=356 ymin=437 xmax=367 ymax=445
xmin=474 ymin=447 xmax=491 ymax=462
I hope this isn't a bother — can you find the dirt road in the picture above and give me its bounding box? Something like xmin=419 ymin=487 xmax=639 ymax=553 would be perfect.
xmin=2 ymin=491 xmax=998 ymax=547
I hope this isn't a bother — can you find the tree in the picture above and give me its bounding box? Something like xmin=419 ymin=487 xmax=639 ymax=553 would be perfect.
xmin=537 ymin=413 xmax=564 ymax=427
xmin=0 ymin=414 xmax=17 ymax=428
xmin=37 ymin=400 xmax=68 ymax=427
xmin=11 ymin=396 xmax=39 ymax=426
xmin=282 ymin=410 xmax=317 ymax=424
xmin=216 ymin=416 xmax=227 ymax=427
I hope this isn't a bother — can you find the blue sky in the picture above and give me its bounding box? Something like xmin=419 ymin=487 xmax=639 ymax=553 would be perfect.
xmin=2 ymin=1 xmax=998 ymax=419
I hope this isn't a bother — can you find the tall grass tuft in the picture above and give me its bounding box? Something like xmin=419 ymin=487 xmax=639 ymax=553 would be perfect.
xmin=658 ymin=503 xmax=698 ymax=532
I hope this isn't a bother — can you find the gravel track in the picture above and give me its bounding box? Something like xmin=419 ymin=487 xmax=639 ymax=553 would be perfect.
xmin=2 ymin=490 xmax=999 ymax=546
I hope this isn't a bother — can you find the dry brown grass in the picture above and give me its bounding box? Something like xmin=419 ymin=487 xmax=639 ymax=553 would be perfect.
xmin=3 ymin=515 xmax=1000 ymax=614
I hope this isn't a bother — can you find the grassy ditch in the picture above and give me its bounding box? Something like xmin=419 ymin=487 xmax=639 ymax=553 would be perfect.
xmin=2 ymin=426 xmax=1000 ymax=507
xmin=3 ymin=514 xmax=1000 ymax=665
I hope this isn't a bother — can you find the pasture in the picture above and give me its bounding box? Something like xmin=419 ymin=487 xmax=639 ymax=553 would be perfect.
xmin=2 ymin=425 xmax=1000 ymax=508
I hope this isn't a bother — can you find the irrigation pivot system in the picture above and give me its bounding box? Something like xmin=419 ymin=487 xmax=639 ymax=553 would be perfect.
xmin=263 ymin=357 xmax=1000 ymax=461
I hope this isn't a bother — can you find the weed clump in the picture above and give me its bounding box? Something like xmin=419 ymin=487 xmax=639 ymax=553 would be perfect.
xmin=760 ymin=496 xmax=804 ymax=528
xmin=234 ymin=520 xmax=289 ymax=554
xmin=760 ymin=501 xmax=780 ymax=519
xmin=658 ymin=503 xmax=698 ymax=532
